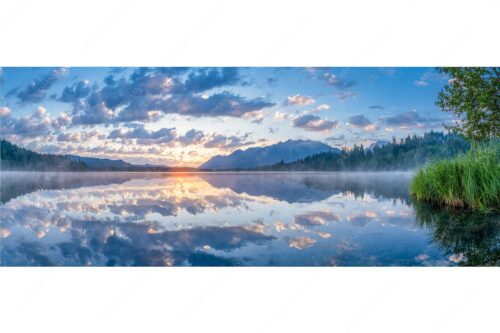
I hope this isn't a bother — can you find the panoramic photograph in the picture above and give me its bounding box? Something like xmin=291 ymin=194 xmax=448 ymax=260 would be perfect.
xmin=0 ymin=67 xmax=498 ymax=266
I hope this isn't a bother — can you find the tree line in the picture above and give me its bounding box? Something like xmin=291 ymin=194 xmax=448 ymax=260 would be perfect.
xmin=1 ymin=132 xmax=472 ymax=172
xmin=1 ymin=139 xmax=88 ymax=171
xmin=260 ymin=131 xmax=470 ymax=171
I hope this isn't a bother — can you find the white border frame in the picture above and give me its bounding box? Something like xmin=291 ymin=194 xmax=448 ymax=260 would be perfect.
xmin=1 ymin=1 xmax=499 ymax=332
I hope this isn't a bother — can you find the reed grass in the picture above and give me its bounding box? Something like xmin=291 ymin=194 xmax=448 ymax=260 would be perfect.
xmin=410 ymin=143 xmax=500 ymax=212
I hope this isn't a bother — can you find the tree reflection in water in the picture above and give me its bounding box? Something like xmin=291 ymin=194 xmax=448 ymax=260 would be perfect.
xmin=414 ymin=201 xmax=500 ymax=266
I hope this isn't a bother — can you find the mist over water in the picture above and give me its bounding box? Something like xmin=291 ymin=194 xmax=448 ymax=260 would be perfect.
xmin=0 ymin=172 xmax=498 ymax=266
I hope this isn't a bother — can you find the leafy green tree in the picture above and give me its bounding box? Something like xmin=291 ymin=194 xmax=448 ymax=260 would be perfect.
xmin=437 ymin=67 xmax=499 ymax=141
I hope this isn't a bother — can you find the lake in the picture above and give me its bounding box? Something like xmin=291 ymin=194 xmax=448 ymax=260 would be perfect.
xmin=0 ymin=172 xmax=498 ymax=266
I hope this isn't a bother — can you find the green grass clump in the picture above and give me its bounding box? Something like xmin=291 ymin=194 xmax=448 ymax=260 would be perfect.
xmin=410 ymin=143 xmax=500 ymax=212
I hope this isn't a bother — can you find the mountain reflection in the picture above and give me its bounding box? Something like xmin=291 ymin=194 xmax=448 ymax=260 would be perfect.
xmin=201 ymin=172 xmax=412 ymax=204
xmin=1 ymin=172 xmax=152 ymax=204
xmin=1 ymin=171 xmax=496 ymax=266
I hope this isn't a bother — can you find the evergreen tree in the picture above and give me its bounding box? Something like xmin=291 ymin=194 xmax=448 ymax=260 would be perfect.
xmin=262 ymin=132 xmax=470 ymax=171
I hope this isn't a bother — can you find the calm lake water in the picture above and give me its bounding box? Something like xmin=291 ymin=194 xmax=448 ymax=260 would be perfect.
xmin=0 ymin=172 xmax=498 ymax=266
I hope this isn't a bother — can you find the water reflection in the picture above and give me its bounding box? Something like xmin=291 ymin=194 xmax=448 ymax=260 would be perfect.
xmin=413 ymin=201 xmax=500 ymax=266
xmin=0 ymin=172 xmax=497 ymax=266
xmin=200 ymin=172 xmax=412 ymax=204
xmin=1 ymin=172 xmax=151 ymax=204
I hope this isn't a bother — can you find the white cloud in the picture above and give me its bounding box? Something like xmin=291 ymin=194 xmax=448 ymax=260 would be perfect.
xmin=323 ymin=72 xmax=355 ymax=89
xmin=57 ymin=130 xmax=103 ymax=143
xmin=243 ymin=110 xmax=267 ymax=124
xmin=414 ymin=79 xmax=428 ymax=86
xmin=414 ymin=70 xmax=447 ymax=87
xmin=274 ymin=111 xmax=288 ymax=121
xmin=284 ymin=94 xmax=315 ymax=106
xmin=0 ymin=106 xmax=11 ymax=118
xmin=288 ymin=237 xmax=316 ymax=250
xmin=308 ymin=104 xmax=330 ymax=113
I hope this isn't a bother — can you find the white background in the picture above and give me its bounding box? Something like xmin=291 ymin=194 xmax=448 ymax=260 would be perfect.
xmin=1 ymin=0 xmax=499 ymax=332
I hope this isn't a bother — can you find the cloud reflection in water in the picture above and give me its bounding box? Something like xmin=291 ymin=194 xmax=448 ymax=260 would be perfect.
xmin=1 ymin=171 xmax=495 ymax=266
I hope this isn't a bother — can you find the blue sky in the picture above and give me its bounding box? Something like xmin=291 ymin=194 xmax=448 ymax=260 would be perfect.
xmin=0 ymin=67 xmax=456 ymax=166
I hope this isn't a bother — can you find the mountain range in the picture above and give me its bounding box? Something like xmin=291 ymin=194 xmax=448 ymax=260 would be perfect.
xmin=2 ymin=138 xmax=338 ymax=171
xmin=3 ymin=133 xmax=463 ymax=172
xmin=200 ymin=139 xmax=340 ymax=170
xmin=368 ymin=140 xmax=389 ymax=150
xmin=260 ymin=132 xmax=470 ymax=171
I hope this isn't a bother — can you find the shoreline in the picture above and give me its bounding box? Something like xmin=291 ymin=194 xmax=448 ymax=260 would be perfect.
xmin=0 ymin=170 xmax=418 ymax=174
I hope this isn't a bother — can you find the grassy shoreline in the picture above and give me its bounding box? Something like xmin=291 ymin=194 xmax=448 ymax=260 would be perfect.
xmin=410 ymin=144 xmax=499 ymax=212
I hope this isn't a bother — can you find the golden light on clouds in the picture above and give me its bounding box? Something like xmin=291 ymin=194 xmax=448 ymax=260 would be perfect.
xmin=0 ymin=228 xmax=11 ymax=238
xmin=288 ymin=237 xmax=316 ymax=250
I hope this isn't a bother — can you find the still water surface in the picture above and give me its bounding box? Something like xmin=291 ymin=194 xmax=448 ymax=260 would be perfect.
xmin=1 ymin=172 xmax=498 ymax=266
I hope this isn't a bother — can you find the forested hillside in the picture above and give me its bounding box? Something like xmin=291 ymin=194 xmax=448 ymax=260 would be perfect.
xmin=1 ymin=139 xmax=87 ymax=171
xmin=261 ymin=132 xmax=470 ymax=171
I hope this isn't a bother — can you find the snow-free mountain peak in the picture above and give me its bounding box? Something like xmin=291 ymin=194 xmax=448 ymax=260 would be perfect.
xmin=200 ymin=139 xmax=339 ymax=170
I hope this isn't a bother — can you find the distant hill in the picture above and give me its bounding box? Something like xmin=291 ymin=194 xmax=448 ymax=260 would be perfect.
xmin=66 ymin=155 xmax=135 ymax=170
xmin=0 ymin=139 xmax=195 ymax=172
xmin=368 ymin=140 xmax=389 ymax=151
xmin=260 ymin=132 xmax=470 ymax=171
xmin=1 ymin=139 xmax=87 ymax=171
xmin=200 ymin=139 xmax=340 ymax=170
xmin=66 ymin=155 xmax=186 ymax=171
